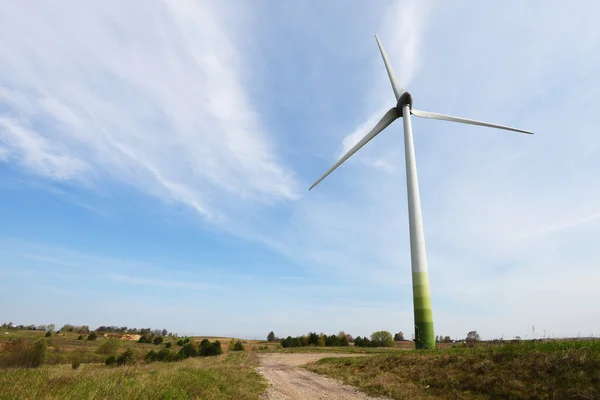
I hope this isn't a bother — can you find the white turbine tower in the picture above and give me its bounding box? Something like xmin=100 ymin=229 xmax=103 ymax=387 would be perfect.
xmin=309 ymin=35 xmax=533 ymax=350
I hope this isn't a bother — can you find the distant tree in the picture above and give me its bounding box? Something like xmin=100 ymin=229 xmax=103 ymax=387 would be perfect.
xmin=346 ymin=333 xmax=354 ymax=343
xmin=318 ymin=333 xmax=326 ymax=347
xmin=308 ymin=332 xmax=319 ymax=346
xmin=394 ymin=332 xmax=404 ymax=341
xmin=337 ymin=332 xmax=349 ymax=347
xmin=443 ymin=336 xmax=452 ymax=343
xmin=47 ymin=324 xmax=55 ymax=333
xmin=267 ymin=331 xmax=276 ymax=342
xmin=161 ymin=329 xmax=168 ymax=337
xmin=105 ymin=355 xmax=117 ymax=366
xmin=466 ymin=331 xmax=481 ymax=343
xmin=87 ymin=332 xmax=98 ymax=341
xmin=371 ymin=331 xmax=393 ymax=347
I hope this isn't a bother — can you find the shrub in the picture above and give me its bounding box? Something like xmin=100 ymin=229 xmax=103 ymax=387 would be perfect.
xmin=156 ymin=348 xmax=179 ymax=362
xmin=45 ymin=331 xmax=51 ymax=337
xmin=177 ymin=339 xmax=184 ymax=346
xmin=105 ymin=356 xmax=117 ymax=366
xmin=0 ymin=338 xmax=47 ymax=368
xmin=199 ymin=340 xmax=222 ymax=357
xmin=164 ymin=342 xmax=172 ymax=348
xmin=31 ymin=338 xmax=48 ymax=367
xmin=96 ymin=338 xmax=120 ymax=355
xmin=179 ymin=342 xmax=197 ymax=359
xmin=116 ymin=349 xmax=135 ymax=366
xmin=232 ymin=340 xmax=244 ymax=352
xmin=138 ymin=335 xmax=152 ymax=344
xmin=77 ymin=335 xmax=84 ymax=340
xmin=87 ymin=332 xmax=97 ymax=341
xmin=153 ymin=336 xmax=163 ymax=345
xmin=144 ymin=350 xmax=157 ymax=362
xmin=71 ymin=360 xmax=81 ymax=369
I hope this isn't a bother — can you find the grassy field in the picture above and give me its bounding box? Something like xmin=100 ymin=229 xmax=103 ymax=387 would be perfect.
xmin=0 ymin=330 xmax=281 ymax=365
xmin=305 ymin=340 xmax=600 ymax=399
xmin=0 ymin=351 xmax=266 ymax=400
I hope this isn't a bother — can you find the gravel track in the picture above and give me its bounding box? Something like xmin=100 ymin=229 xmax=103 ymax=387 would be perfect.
xmin=257 ymin=353 xmax=390 ymax=400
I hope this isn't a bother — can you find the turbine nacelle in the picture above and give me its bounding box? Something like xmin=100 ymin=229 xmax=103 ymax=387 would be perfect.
xmin=396 ymin=91 xmax=413 ymax=116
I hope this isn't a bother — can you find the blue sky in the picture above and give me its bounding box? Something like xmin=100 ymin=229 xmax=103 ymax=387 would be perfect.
xmin=1 ymin=0 xmax=599 ymax=340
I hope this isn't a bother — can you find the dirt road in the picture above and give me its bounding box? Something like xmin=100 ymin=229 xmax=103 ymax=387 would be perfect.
xmin=257 ymin=353 xmax=389 ymax=400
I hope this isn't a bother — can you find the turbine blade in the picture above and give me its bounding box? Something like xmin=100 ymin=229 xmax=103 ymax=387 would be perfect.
xmin=375 ymin=35 xmax=403 ymax=101
xmin=411 ymin=109 xmax=534 ymax=135
xmin=309 ymin=107 xmax=399 ymax=190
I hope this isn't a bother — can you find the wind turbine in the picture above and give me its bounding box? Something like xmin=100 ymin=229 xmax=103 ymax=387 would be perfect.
xmin=309 ymin=35 xmax=533 ymax=350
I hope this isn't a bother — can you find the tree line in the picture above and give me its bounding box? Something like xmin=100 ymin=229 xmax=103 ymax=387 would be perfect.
xmin=273 ymin=330 xmax=396 ymax=348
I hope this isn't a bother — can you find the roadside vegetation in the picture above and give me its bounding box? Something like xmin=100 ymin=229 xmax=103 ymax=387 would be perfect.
xmin=0 ymin=352 xmax=266 ymax=400
xmin=306 ymin=339 xmax=600 ymax=399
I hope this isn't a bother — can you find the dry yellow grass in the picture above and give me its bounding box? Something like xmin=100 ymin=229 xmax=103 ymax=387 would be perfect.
xmin=0 ymin=351 xmax=266 ymax=400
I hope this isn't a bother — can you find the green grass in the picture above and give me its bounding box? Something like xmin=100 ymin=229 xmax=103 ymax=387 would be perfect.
xmin=0 ymin=330 xmax=185 ymax=366
xmin=305 ymin=340 xmax=600 ymax=399
xmin=0 ymin=351 xmax=267 ymax=400
xmin=270 ymin=345 xmax=406 ymax=354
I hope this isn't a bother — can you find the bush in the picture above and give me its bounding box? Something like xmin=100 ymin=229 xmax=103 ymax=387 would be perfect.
xmin=179 ymin=342 xmax=197 ymax=359
xmin=45 ymin=331 xmax=52 ymax=337
xmin=0 ymin=338 xmax=47 ymax=368
xmin=199 ymin=339 xmax=222 ymax=357
xmin=159 ymin=348 xmax=179 ymax=362
xmin=105 ymin=355 xmax=117 ymax=366
xmin=87 ymin=332 xmax=97 ymax=341
xmin=138 ymin=335 xmax=152 ymax=344
xmin=77 ymin=335 xmax=84 ymax=340
xmin=144 ymin=350 xmax=157 ymax=362
xmin=71 ymin=360 xmax=81 ymax=369
xmin=116 ymin=349 xmax=135 ymax=366
xmin=96 ymin=338 xmax=120 ymax=355
xmin=164 ymin=342 xmax=172 ymax=348
xmin=232 ymin=340 xmax=244 ymax=352
xmin=32 ymin=338 xmax=48 ymax=367
xmin=176 ymin=339 xmax=184 ymax=346
xmin=153 ymin=336 xmax=164 ymax=345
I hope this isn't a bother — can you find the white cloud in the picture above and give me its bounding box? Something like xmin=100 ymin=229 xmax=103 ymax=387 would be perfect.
xmin=0 ymin=117 xmax=89 ymax=180
xmin=0 ymin=0 xmax=299 ymax=223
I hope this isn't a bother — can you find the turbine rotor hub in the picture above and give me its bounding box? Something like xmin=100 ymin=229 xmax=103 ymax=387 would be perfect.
xmin=396 ymin=91 xmax=413 ymax=117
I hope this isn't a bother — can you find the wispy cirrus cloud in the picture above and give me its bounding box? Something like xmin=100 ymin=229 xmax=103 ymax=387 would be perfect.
xmin=0 ymin=0 xmax=299 ymax=223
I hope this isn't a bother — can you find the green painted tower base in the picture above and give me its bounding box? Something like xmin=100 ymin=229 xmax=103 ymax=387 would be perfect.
xmin=412 ymin=271 xmax=435 ymax=349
